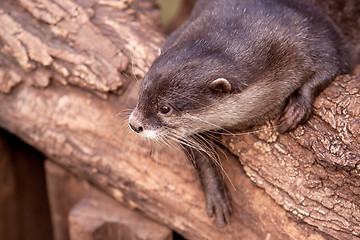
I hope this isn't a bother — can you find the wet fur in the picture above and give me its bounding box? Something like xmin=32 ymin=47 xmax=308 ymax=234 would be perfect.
xmin=129 ymin=0 xmax=358 ymax=226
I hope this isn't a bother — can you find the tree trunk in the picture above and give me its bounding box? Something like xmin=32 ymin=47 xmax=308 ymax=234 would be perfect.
xmin=0 ymin=0 xmax=359 ymax=239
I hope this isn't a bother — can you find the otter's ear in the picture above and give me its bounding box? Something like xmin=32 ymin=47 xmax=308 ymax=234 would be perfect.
xmin=209 ymin=78 xmax=232 ymax=94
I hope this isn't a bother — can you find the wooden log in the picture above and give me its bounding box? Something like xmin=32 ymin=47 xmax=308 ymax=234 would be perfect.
xmin=45 ymin=160 xmax=90 ymax=240
xmin=45 ymin=160 xmax=172 ymax=240
xmin=0 ymin=0 xmax=163 ymax=97
xmin=0 ymin=130 xmax=52 ymax=240
xmin=0 ymin=79 xmax=339 ymax=239
xmin=0 ymin=0 xmax=359 ymax=239
xmin=69 ymin=189 xmax=173 ymax=240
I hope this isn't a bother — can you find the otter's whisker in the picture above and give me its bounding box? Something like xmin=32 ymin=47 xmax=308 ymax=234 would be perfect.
xmin=130 ymin=54 xmax=140 ymax=82
xmin=209 ymin=123 xmax=281 ymax=136
xmin=188 ymin=133 xmax=236 ymax=191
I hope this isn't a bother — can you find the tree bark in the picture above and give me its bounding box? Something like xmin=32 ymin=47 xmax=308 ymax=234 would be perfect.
xmin=0 ymin=0 xmax=359 ymax=239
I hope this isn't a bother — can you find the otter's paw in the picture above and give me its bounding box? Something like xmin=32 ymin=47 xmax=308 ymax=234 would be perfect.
xmin=205 ymin=188 xmax=232 ymax=227
xmin=278 ymin=93 xmax=313 ymax=133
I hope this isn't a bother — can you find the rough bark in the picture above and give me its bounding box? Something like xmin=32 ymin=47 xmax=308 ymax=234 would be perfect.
xmin=0 ymin=0 xmax=359 ymax=240
xmin=0 ymin=0 xmax=163 ymax=96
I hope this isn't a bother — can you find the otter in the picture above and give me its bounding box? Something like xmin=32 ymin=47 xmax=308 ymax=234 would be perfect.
xmin=129 ymin=0 xmax=358 ymax=226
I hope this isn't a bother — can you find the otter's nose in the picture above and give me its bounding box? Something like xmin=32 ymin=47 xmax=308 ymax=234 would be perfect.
xmin=129 ymin=122 xmax=143 ymax=133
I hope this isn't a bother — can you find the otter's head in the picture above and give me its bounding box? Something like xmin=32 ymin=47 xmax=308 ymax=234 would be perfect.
xmin=128 ymin=42 xmax=250 ymax=142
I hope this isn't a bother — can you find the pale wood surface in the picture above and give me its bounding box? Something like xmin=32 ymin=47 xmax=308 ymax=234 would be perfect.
xmin=45 ymin=160 xmax=172 ymax=240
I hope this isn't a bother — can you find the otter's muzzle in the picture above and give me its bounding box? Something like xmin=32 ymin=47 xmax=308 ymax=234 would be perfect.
xmin=128 ymin=110 xmax=144 ymax=134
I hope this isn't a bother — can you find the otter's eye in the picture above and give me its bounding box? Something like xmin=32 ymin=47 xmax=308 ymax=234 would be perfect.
xmin=159 ymin=105 xmax=171 ymax=114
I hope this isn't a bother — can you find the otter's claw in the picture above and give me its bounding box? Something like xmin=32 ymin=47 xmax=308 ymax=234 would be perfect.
xmin=205 ymin=187 xmax=233 ymax=227
xmin=278 ymin=91 xmax=313 ymax=133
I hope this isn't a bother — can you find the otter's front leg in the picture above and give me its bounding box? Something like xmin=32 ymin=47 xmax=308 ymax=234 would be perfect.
xmin=181 ymin=141 xmax=232 ymax=227
xmin=278 ymin=69 xmax=342 ymax=132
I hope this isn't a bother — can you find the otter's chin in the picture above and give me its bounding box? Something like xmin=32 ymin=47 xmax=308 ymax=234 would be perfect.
xmin=135 ymin=129 xmax=161 ymax=140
